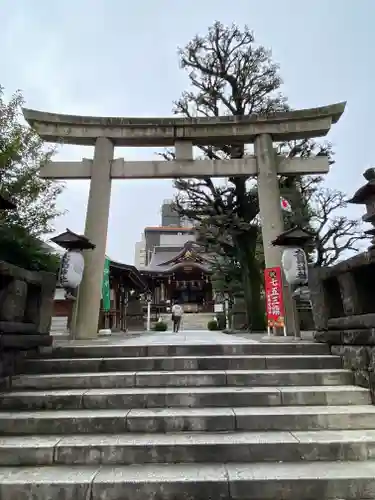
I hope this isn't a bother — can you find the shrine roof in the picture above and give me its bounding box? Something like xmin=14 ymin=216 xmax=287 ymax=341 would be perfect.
xmin=141 ymin=241 xmax=211 ymax=274
xmin=109 ymin=258 xmax=146 ymax=290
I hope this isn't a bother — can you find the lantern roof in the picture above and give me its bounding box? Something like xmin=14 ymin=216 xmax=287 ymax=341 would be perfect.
xmin=51 ymin=228 xmax=96 ymax=250
xmin=348 ymin=168 xmax=375 ymax=204
xmin=272 ymin=226 xmax=315 ymax=247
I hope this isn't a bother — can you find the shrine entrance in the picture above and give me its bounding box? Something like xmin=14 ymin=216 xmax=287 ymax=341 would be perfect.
xmin=23 ymin=103 xmax=345 ymax=338
xmin=169 ymin=268 xmax=213 ymax=313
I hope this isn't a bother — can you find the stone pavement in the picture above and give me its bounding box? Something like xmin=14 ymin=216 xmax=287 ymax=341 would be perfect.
xmin=53 ymin=329 xmax=259 ymax=347
xmin=53 ymin=329 xmax=315 ymax=348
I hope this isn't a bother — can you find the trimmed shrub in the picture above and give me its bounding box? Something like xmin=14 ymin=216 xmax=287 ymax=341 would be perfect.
xmin=153 ymin=321 xmax=168 ymax=332
xmin=207 ymin=319 xmax=219 ymax=331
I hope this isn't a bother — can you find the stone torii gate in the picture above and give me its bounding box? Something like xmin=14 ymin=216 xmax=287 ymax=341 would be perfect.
xmin=23 ymin=103 xmax=346 ymax=339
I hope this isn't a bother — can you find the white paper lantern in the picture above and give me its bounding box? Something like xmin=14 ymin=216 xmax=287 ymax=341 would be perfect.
xmin=281 ymin=247 xmax=308 ymax=286
xmin=59 ymin=251 xmax=85 ymax=289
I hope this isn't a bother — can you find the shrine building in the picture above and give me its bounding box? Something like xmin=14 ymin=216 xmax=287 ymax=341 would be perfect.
xmin=137 ymin=201 xmax=214 ymax=314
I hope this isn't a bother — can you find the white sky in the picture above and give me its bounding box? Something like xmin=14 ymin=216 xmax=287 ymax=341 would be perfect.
xmin=2 ymin=0 xmax=374 ymax=263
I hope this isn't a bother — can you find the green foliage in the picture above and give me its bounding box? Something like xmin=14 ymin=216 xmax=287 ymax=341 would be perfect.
xmin=153 ymin=321 xmax=168 ymax=332
xmin=0 ymin=224 xmax=60 ymax=272
xmin=207 ymin=319 xmax=219 ymax=331
xmin=0 ymin=86 xmax=64 ymax=271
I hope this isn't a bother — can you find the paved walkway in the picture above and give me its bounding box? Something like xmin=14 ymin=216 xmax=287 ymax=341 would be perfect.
xmin=54 ymin=330 xmax=259 ymax=347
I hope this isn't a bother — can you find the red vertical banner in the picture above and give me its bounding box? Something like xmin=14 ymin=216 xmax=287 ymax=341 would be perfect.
xmin=264 ymin=267 xmax=285 ymax=328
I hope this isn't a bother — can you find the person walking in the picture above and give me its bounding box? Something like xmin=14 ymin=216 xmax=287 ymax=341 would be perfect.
xmin=171 ymin=301 xmax=183 ymax=333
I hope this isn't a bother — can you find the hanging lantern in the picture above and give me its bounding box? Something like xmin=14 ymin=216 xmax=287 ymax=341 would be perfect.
xmin=281 ymin=247 xmax=308 ymax=286
xmin=59 ymin=250 xmax=85 ymax=289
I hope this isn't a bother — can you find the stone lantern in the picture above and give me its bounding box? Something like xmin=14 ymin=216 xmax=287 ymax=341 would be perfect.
xmin=347 ymin=167 xmax=375 ymax=251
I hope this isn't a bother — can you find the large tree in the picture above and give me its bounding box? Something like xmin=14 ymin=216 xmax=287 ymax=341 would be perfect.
xmin=171 ymin=22 xmax=365 ymax=331
xmin=0 ymin=86 xmax=63 ymax=271
xmin=170 ymin=22 xmax=292 ymax=329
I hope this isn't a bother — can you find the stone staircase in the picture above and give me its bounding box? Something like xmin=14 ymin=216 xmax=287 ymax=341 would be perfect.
xmin=1 ymin=340 xmax=375 ymax=498
xmin=161 ymin=312 xmax=215 ymax=330
xmin=50 ymin=316 xmax=68 ymax=334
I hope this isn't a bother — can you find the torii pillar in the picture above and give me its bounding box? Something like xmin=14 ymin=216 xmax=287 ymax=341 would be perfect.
xmin=74 ymin=137 xmax=114 ymax=338
xmin=255 ymin=134 xmax=297 ymax=334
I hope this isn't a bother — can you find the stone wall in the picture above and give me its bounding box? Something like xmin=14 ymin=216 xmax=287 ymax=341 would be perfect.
xmin=0 ymin=260 xmax=56 ymax=388
xmin=310 ymin=251 xmax=375 ymax=400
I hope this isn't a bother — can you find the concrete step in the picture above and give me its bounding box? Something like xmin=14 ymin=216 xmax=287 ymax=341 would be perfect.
xmin=0 ymin=461 xmax=375 ymax=499
xmin=2 ymin=430 xmax=375 ymax=466
xmin=21 ymin=354 xmax=342 ymax=374
xmin=41 ymin=342 xmax=330 ymax=358
xmin=1 ymin=405 xmax=375 ymax=435
xmin=161 ymin=313 xmax=218 ymax=331
xmin=50 ymin=316 xmax=68 ymax=334
xmin=0 ymin=386 xmax=370 ymax=411
xmin=11 ymin=369 xmax=353 ymax=390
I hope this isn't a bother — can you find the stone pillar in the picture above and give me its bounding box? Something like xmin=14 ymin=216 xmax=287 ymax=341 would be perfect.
xmin=337 ymin=272 xmax=361 ymax=316
xmin=74 ymin=137 xmax=114 ymax=339
xmin=254 ymin=133 xmax=298 ymax=335
xmin=175 ymin=141 xmax=193 ymax=161
xmin=308 ymin=267 xmax=329 ymax=331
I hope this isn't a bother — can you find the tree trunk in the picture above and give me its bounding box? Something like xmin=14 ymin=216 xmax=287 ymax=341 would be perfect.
xmin=235 ymin=231 xmax=265 ymax=331
xmin=248 ymin=256 xmax=265 ymax=331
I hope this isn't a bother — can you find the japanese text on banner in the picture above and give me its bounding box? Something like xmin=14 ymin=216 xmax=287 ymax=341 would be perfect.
xmin=264 ymin=267 xmax=285 ymax=328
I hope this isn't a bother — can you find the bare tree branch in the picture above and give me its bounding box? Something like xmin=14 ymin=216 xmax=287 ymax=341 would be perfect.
xmin=309 ymin=187 xmax=369 ymax=267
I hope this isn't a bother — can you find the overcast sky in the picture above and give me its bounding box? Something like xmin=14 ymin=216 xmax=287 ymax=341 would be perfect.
xmin=2 ymin=0 xmax=374 ymax=264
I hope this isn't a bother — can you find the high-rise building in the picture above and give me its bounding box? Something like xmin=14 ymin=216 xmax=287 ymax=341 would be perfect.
xmin=161 ymin=199 xmax=180 ymax=227
xmin=134 ymin=233 xmax=146 ymax=269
